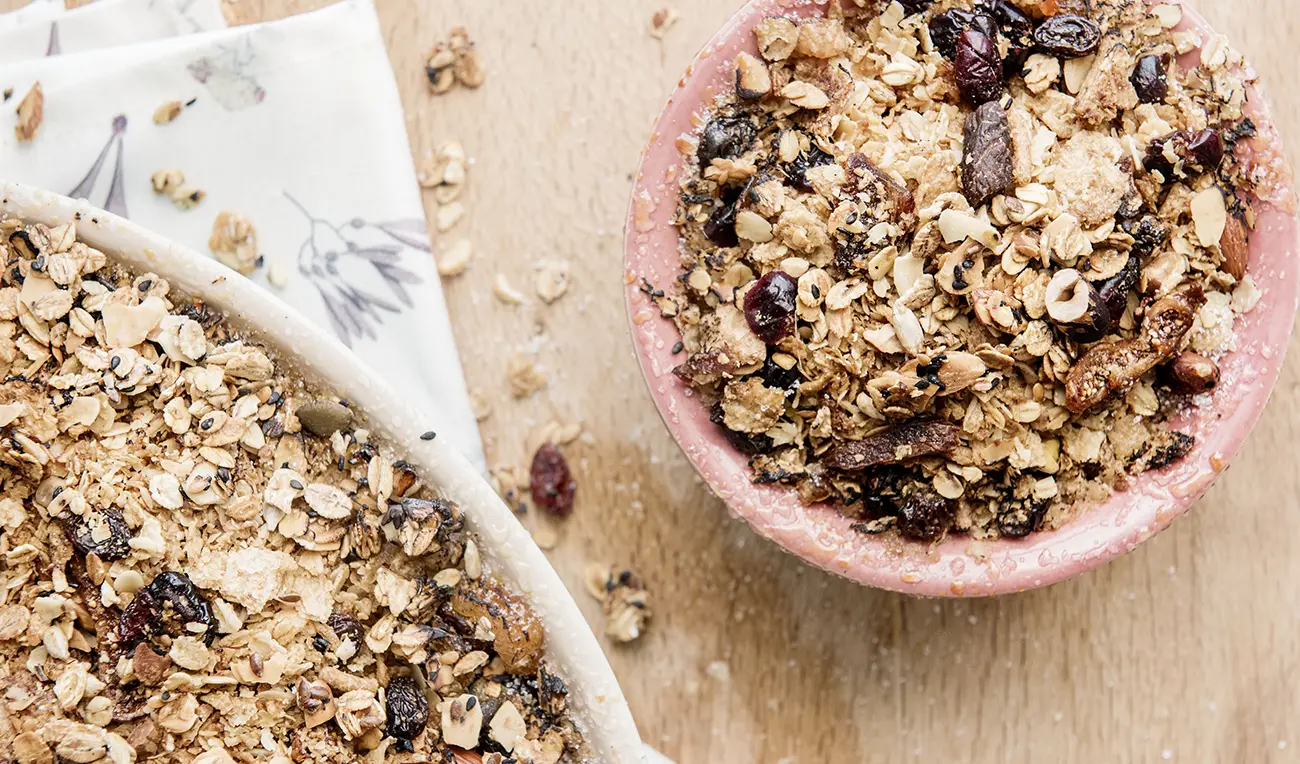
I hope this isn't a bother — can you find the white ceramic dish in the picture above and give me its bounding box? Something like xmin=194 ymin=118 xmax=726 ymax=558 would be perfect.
xmin=0 ymin=180 xmax=646 ymax=763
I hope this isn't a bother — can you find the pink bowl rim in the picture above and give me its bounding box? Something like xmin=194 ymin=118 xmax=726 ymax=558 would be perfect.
xmin=623 ymin=0 xmax=1300 ymax=597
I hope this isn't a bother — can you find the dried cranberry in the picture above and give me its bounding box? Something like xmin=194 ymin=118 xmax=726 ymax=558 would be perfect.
xmin=385 ymin=676 xmax=430 ymax=742
xmin=1143 ymin=129 xmax=1224 ymax=180
xmin=896 ymin=486 xmax=955 ymax=541
xmin=1130 ymin=54 xmax=1169 ymax=104
xmin=784 ymin=144 xmax=834 ymax=191
xmin=929 ymin=9 xmax=996 ymax=59
xmin=742 ymin=270 xmax=797 ymax=343
xmin=697 ymin=116 xmax=757 ymax=172
xmin=954 ymin=30 xmax=1004 ymax=105
xmin=1096 ymin=254 xmax=1140 ymax=328
xmin=65 ymin=508 xmax=133 ymax=562
xmin=1033 ymin=14 xmax=1101 ymax=58
xmin=709 ymin=401 xmax=773 ymax=455
xmin=530 ymin=442 xmax=576 ymax=517
xmin=328 ymin=611 xmax=364 ymax=644
xmin=961 ymin=101 xmax=1014 ymax=206
xmin=118 ymin=571 xmax=216 ymax=648
xmin=703 ymin=187 xmax=742 ymax=247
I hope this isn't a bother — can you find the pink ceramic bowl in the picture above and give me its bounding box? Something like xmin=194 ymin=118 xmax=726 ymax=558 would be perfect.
xmin=624 ymin=0 xmax=1299 ymax=596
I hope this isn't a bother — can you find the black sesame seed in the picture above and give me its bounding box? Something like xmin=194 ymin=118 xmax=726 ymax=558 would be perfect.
xmin=110 ymin=356 xmax=121 ymax=371
xmin=671 ymin=341 xmax=685 ymax=354
xmin=465 ymin=696 xmax=477 ymax=710
xmin=420 ymin=431 xmax=436 ymax=441
xmin=290 ymin=479 xmax=304 ymax=490
xmin=138 ymin=279 xmax=152 ymax=292
xmin=201 ymin=418 xmax=214 ymax=430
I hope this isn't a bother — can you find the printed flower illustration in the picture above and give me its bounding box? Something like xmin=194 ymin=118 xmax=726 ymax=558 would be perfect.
xmin=188 ymin=39 xmax=265 ymax=110
xmin=285 ymin=193 xmax=427 ymax=347
xmin=68 ymin=115 xmax=129 ymax=219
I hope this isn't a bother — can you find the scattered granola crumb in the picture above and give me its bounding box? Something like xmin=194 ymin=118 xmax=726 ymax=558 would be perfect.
xmin=650 ymin=7 xmax=679 ymax=39
xmin=152 ymin=99 xmax=185 ymax=125
xmin=14 ymin=81 xmax=42 ymax=141
xmin=418 ymin=140 xmax=469 ymax=204
xmin=469 ymin=388 xmax=493 ymax=421
xmin=493 ymin=273 xmax=526 ymax=305
xmin=584 ymin=565 xmax=651 ymax=644
xmin=208 ymin=211 xmax=260 ymax=275
xmin=2 ymin=88 xmax=13 ymax=102
xmin=150 ymin=169 xmax=205 ymax=211
xmin=171 ymin=185 xmax=206 ymax=210
xmin=426 ymin=27 xmax=485 ymax=94
xmin=436 ymin=201 xmax=465 ymax=232
xmin=267 ymin=262 xmax=289 ymax=288
xmin=507 ymin=352 xmax=547 ymax=398
xmin=534 ymin=259 xmax=571 ymax=303
xmin=437 ymin=239 xmax=473 ymax=278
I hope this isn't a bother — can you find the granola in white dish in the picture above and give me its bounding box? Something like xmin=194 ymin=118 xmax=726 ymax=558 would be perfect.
xmin=0 ymin=217 xmax=584 ymax=763
xmin=663 ymin=0 xmax=1273 ymax=540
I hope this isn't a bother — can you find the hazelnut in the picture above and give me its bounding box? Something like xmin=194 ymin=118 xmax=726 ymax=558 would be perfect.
xmin=1045 ymin=268 xmax=1110 ymax=342
xmin=735 ymin=52 xmax=773 ymax=101
xmin=1164 ymin=352 xmax=1220 ymax=395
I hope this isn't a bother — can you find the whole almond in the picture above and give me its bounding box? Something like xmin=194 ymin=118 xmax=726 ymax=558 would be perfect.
xmin=1220 ymin=212 xmax=1250 ymax=280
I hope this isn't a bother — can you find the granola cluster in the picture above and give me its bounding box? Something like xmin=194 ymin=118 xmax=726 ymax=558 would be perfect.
xmin=0 ymin=217 xmax=584 ymax=763
xmin=666 ymin=0 xmax=1270 ymax=540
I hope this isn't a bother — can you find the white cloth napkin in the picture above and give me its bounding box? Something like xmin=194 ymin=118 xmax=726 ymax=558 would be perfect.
xmin=0 ymin=0 xmax=61 ymax=32
xmin=0 ymin=0 xmax=486 ymax=471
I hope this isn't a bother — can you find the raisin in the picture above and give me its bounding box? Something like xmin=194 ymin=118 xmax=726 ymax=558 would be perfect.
xmin=385 ymin=676 xmax=430 ymax=742
xmin=64 ymin=508 xmax=133 ymax=562
xmin=537 ymin=664 xmax=569 ymax=717
xmin=529 ymin=442 xmax=576 ymax=517
xmin=697 ymin=116 xmax=757 ymax=172
xmin=709 ymin=401 xmax=773 ymax=455
xmin=998 ymin=499 xmax=1049 ymax=538
xmin=328 ymin=611 xmax=364 ymax=644
xmin=986 ymin=0 xmax=1034 ymax=74
xmin=118 ymin=571 xmax=216 ymax=648
xmin=742 ymin=270 xmax=797 ymax=343
xmin=1096 ymin=254 xmax=1140 ymax=328
xmin=897 ymin=0 xmax=933 ymax=16
xmin=961 ymin=101 xmax=1014 ymax=207
xmin=702 ymin=187 xmax=742 ymax=247
xmin=1130 ymin=54 xmax=1169 ymax=104
xmin=1148 ymin=431 xmax=1195 ymax=469
xmin=1033 ymin=14 xmax=1101 ymax=58
xmin=784 ymin=144 xmax=834 ymax=191
xmin=929 ymin=9 xmax=996 ymax=59
xmin=1143 ymin=129 xmax=1224 ymax=180
xmin=1121 ymin=215 xmax=1169 ymax=260
xmin=1223 ymin=117 xmax=1257 ymax=144
xmin=954 ymin=30 xmax=1004 ymax=105
xmin=757 ymin=350 xmax=803 ymax=394
xmin=896 ymin=486 xmax=955 ymax=541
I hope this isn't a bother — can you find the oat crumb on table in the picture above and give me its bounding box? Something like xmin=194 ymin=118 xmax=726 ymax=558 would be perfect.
xmin=664 ymin=0 xmax=1270 ymax=542
xmin=208 ymin=211 xmax=261 ymax=276
xmin=426 ymin=27 xmax=486 ymax=95
xmin=584 ymin=565 xmax=651 ymax=644
xmin=650 ymin=7 xmax=680 ymax=40
xmin=152 ymin=99 xmax=185 ymax=125
xmin=0 ymin=216 xmax=589 ymax=763
xmin=14 ymin=81 xmax=42 ymax=141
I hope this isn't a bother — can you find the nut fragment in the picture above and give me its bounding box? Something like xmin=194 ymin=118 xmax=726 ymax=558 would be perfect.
xmin=1164 ymin=351 xmax=1220 ymax=395
xmin=207 ymin=211 xmax=259 ymax=276
xmin=961 ymin=101 xmax=1014 ymax=207
xmin=735 ymin=52 xmax=772 ymax=100
xmin=152 ymin=99 xmax=185 ymax=125
xmin=1045 ymin=268 xmax=1110 ymax=342
xmin=14 ymin=81 xmax=42 ymax=141
xmin=1219 ymin=210 xmax=1250 ymax=280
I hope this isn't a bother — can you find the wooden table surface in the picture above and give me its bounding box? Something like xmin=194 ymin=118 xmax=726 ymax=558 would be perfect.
xmin=40 ymin=0 xmax=1300 ymax=760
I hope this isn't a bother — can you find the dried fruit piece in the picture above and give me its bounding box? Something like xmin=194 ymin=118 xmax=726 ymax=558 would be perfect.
xmin=1064 ymin=286 xmax=1206 ymax=413
xmin=327 ymin=611 xmax=364 ymax=645
xmin=961 ymin=101 xmax=1014 ymax=207
xmin=1163 ymin=352 xmax=1221 ymax=395
xmin=697 ymin=116 xmax=757 ymax=172
xmin=742 ymin=270 xmax=798 ymax=343
xmin=843 ymin=153 xmax=917 ymax=235
xmin=824 ymin=421 xmax=962 ymax=471
xmin=1033 ymin=14 xmax=1101 ymax=58
xmin=703 ymin=187 xmax=742 ymax=247
xmin=896 ymin=485 xmax=955 ymax=542
xmin=897 ymin=0 xmax=933 ymax=16
xmin=1143 ymin=129 xmax=1225 ymax=180
xmin=785 ymin=143 xmax=834 ymax=191
xmin=709 ymin=401 xmax=774 ymax=455
xmin=1096 ymin=254 xmax=1141 ymax=328
xmin=987 ymin=0 xmax=1035 ymax=74
xmin=929 ymin=9 xmax=996 ymax=59
xmin=529 ymin=442 xmax=576 ymax=517
xmin=1130 ymin=54 xmax=1169 ymax=104
xmin=64 ymin=508 xmax=133 ymax=562
xmin=385 ymin=676 xmax=430 ymax=742
xmin=998 ymin=497 xmax=1049 ymax=538
xmin=118 ymin=571 xmax=217 ymax=648
xmin=954 ymin=30 xmax=1004 ymax=104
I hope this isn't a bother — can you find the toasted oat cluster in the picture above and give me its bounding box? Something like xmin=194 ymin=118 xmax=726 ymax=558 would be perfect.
xmin=665 ymin=0 xmax=1271 ymax=540
xmin=0 ymin=218 xmax=583 ymax=763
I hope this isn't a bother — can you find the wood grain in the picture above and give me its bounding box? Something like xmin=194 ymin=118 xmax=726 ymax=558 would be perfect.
xmin=23 ymin=0 xmax=1300 ymax=761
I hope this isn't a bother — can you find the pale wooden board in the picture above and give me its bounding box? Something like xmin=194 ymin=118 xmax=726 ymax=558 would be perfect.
xmin=13 ymin=0 xmax=1300 ymax=761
